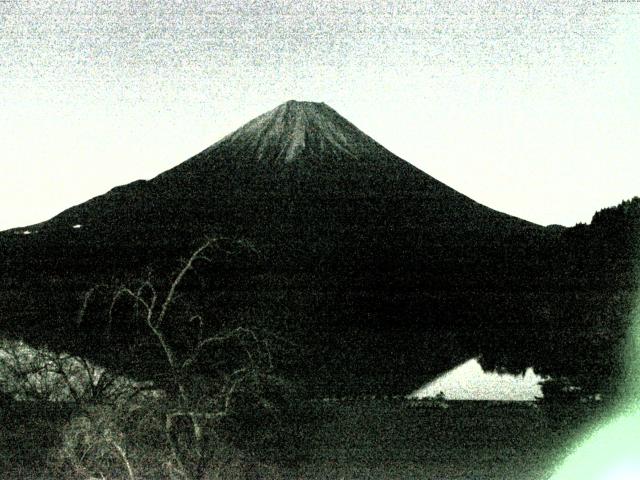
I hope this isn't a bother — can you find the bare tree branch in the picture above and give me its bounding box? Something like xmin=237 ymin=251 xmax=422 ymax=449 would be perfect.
xmin=109 ymin=439 xmax=136 ymax=480
xmin=59 ymin=238 xmax=288 ymax=480
xmin=156 ymin=239 xmax=216 ymax=329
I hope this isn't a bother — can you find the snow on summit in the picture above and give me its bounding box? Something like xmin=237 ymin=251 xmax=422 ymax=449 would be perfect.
xmin=213 ymin=100 xmax=369 ymax=165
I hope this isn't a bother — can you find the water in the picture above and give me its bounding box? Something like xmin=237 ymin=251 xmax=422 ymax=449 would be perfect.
xmin=411 ymin=357 xmax=545 ymax=401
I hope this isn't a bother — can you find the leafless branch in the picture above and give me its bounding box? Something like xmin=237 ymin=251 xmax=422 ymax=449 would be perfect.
xmin=77 ymin=283 xmax=112 ymax=326
xmin=62 ymin=238 xmax=288 ymax=480
xmin=156 ymin=239 xmax=216 ymax=329
xmin=110 ymin=439 xmax=136 ymax=480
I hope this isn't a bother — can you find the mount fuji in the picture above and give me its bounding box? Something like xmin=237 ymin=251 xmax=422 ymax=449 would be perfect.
xmin=1 ymin=101 xmax=632 ymax=396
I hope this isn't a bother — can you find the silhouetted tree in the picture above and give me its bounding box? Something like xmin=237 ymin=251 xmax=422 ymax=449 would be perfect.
xmin=58 ymin=238 xmax=311 ymax=480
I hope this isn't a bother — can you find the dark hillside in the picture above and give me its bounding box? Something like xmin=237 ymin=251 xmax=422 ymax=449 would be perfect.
xmin=0 ymin=101 xmax=635 ymax=397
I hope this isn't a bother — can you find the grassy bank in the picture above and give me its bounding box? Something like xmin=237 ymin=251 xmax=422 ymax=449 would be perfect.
xmin=0 ymin=399 xmax=609 ymax=479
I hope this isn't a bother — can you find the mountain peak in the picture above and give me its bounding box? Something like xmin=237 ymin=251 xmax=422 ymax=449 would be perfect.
xmin=213 ymin=100 xmax=369 ymax=165
xmin=282 ymin=99 xmax=326 ymax=107
xmin=277 ymin=99 xmax=330 ymax=115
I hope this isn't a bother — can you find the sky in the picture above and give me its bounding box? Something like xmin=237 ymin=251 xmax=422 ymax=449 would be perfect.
xmin=1 ymin=0 xmax=639 ymax=233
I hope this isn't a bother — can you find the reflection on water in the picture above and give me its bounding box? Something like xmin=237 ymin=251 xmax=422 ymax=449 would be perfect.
xmin=410 ymin=357 xmax=545 ymax=401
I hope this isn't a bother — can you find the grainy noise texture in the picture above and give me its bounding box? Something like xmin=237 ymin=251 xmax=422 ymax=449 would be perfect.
xmin=1 ymin=0 xmax=638 ymax=229
xmin=1 ymin=2 xmax=639 ymax=479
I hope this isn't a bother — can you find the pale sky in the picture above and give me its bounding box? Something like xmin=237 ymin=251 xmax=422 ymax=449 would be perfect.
xmin=1 ymin=0 xmax=639 ymax=231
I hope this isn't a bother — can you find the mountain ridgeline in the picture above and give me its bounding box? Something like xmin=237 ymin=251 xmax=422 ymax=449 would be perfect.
xmin=1 ymin=101 xmax=637 ymax=397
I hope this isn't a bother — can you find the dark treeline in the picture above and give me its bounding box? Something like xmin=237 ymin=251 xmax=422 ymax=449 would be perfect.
xmin=478 ymin=197 xmax=640 ymax=399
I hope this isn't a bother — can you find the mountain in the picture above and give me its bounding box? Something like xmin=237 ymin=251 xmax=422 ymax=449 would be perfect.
xmin=0 ymin=101 xmax=634 ymax=396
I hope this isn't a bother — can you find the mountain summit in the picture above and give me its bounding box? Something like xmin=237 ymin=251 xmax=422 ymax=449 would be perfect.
xmin=212 ymin=100 xmax=364 ymax=165
xmin=161 ymin=99 xmax=441 ymax=189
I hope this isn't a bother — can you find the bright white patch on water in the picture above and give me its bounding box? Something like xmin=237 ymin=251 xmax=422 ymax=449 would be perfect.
xmin=22 ymin=230 xmax=31 ymax=235
xmin=411 ymin=358 xmax=545 ymax=401
xmin=72 ymin=224 xmax=82 ymax=229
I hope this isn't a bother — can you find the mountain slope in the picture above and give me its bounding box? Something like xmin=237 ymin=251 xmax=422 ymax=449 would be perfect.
xmin=9 ymin=101 xmax=541 ymax=272
xmin=3 ymin=101 xmax=621 ymax=396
